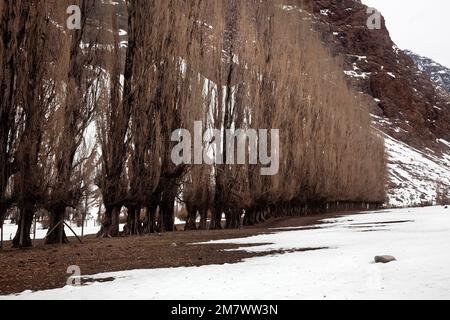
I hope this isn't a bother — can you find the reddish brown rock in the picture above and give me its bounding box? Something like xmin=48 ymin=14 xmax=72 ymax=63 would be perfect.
xmin=294 ymin=0 xmax=450 ymax=151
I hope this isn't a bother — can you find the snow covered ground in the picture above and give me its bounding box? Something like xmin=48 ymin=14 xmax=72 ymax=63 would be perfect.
xmin=4 ymin=206 xmax=450 ymax=300
xmin=383 ymin=133 xmax=450 ymax=207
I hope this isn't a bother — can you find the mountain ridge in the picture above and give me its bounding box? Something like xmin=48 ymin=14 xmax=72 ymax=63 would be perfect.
xmin=296 ymin=0 xmax=450 ymax=150
xmin=404 ymin=49 xmax=450 ymax=94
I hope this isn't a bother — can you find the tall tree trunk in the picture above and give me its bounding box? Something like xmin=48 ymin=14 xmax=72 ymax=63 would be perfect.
xmin=210 ymin=206 xmax=222 ymax=230
xmin=0 ymin=202 xmax=7 ymax=229
xmin=98 ymin=205 xmax=120 ymax=237
xmin=184 ymin=204 xmax=197 ymax=231
xmin=12 ymin=205 xmax=34 ymax=248
xmin=225 ymin=209 xmax=240 ymax=229
xmin=45 ymin=207 xmax=69 ymax=244
xmin=160 ymin=191 xmax=176 ymax=232
xmin=125 ymin=206 xmax=140 ymax=235
xmin=198 ymin=209 xmax=208 ymax=230
xmin=243 ymin=209 xmax=256 ymax=226
xmin=143 ymin=203 xmax=157 ymax=234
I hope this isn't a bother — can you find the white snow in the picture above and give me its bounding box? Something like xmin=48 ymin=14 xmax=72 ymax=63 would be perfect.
xmin=280 ymin=5 xmax=303 ymax=13
xmin=387 ymin=72 xmax=396 ymax=78
xmin=347 ymin=54 xmax=368 ymax=62
xmin=370 ymin=114 xmax=450 ymax=207
xmin=392 ymin=45 xmax=400 ymax=55
xmin=344 ymin=70 xmax=371 ymax=79
xmin=439 ymin=139 xmax=450 ymax=148
xmin=383 ymin=133 xmax=450 ymax=207
xmin=4 ymin=206 xmax=450 ymax=300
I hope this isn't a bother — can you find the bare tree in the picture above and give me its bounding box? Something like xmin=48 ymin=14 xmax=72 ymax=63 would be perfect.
xmin=0 ymin=1 xmax=23 ymax=229
xmin=96 ymin=0 xmax=136 ymax=237
xmin=10 ymin=0 xmax=58 ymax=247
xmin=1 ymin=0 xmax=387 ymax=245
xmin=45 ymin=0 xmax=100 ymax=244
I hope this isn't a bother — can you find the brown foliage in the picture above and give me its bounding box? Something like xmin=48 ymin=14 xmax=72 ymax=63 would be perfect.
xmin=1 ymin=0 xmax=387 ymax=242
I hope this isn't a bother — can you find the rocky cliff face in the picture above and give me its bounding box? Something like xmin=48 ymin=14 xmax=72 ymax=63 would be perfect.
xmin=293 ymin=0 xmax=450 ymax=150
xmin=405 ymin=50 xmax=450 ymax=94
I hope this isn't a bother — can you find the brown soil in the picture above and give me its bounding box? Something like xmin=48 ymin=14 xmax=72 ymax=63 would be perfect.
xmin=0 ymin=213 xmax=343 ymax=296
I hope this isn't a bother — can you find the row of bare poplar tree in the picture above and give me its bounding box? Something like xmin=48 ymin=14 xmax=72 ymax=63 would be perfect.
xmin=0 ymin=0 xmax=386 ymax=247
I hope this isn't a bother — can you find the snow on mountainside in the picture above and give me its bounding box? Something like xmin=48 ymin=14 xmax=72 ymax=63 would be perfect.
xmin=299 ymin=0 xmax=450 ymax=149
xmin=405 ymin=50 xmax=450 ymax=94
xmin=382 ymin=130 xmax=450 ymax=207
xmin=372 ymin=115 xmax=450 ymax=207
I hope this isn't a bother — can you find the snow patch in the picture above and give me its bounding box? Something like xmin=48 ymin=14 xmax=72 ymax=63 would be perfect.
xmin=6 ymin=207 xmax=450 ymax=300
xmin=383 ymin=133 xmax=450 ymax=207
xmin=387 ymin=72 xmax=396 ymax=79
xmin=344 ymin=70 xmax=371 ymax=79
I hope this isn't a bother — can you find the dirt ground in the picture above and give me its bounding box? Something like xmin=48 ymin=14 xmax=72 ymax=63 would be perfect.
xmin=0 ymin=213 xmax=343 ymax=296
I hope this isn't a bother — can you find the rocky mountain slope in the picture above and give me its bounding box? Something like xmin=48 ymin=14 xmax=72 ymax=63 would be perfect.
xmin=296 ymin=0 xmax=450 ymax=148
xmin=405 ymin=50 xmax=450 ymax=94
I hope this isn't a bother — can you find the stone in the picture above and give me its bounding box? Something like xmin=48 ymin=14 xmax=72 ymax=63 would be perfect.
xmin=375 ymin=255 xmax=396 ymax=264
